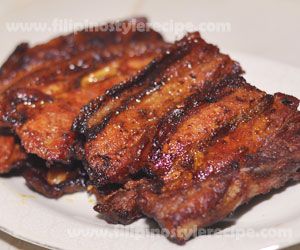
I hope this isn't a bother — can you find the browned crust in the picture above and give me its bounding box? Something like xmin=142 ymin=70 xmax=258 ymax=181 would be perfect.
xmin=74 ymin=32 xmax=201 ymax=138
xmin=0 ymin=20 xmax=299 ymax=245
xmin=145 ymin=77 xmax=269 ymax=176
xmin=83 ymin=32 xmax=242 ymax=187
xmin=0 ymin=18 xmax=168 ymax=163
xmin=92 ymin=179 xmax=151 ymax=224
xmin=0 ymin=17 xmax=167 ymax=128
xmin=22 ymin=157 xmax=87 ymax=198
xmin=0 ymin=17 xmax=163 ymax=87
xmin=15 ymin=52 xmax=163 ymax=163
xmin=138 ymin=93 xmax=300 ymax=243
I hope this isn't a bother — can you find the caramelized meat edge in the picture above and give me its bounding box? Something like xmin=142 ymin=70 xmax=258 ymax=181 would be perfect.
xmin=22 ymin=157 xmax=87 ymax=198
xmin=83 ymin=32 xmax=242 ymax=187
xmin=139 ymin=93 xmax=300 ymax=243
xmin=0 ymin=18 xmax=168 ymax=163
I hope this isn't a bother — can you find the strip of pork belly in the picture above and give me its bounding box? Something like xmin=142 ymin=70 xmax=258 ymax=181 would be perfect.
xmin=91 ymin=178 xmax=154 ymax=224
xmin=0 ymin=18 xmax=166 ymax=167
xmin=2 ymin=31 xmax=167 ymax=163
xmin=92 ymin=76 xmax=268 ymax=224
xmin=22 ymin=157 xmax=87 ymax=198
xmin=83 ymin=32 xmax=242 ymax=187
xmin=0 ymin=18 xmax=166 ymax=127
xmin=15 ymin=50 xmax=165 ymax=163
xmin=73 ymin=31 xmax=195 ymax=135
xmin=0 ymin=17 xmax=157 ymax=91
xmin=139 ymin=93 xmax=300 ymax=243
xmin=145 ymin=77 xmax=269 ymax=177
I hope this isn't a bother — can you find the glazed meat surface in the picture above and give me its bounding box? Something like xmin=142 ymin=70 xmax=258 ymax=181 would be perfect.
xmin=22 ymin=157 xmax=87 ymax=198
xmin=138 ymin=92 xmax=300 ymax=242
xmin=0 ymin=18 xmax=168 ymax=163
xmin=90 ymin=85 xmax=300 ymax=242
xmin=79 ymin=32 xmax=242 ymax=187
xmin=0 ymin=17 xmax=299 ymax=245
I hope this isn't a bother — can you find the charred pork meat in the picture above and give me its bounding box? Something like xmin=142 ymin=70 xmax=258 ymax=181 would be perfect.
xmin=22 ymin=157 xmax=87 ymax=198
xmin=139 ymin=89 xmax=300 ymax=243
xmin=0 ymin=17 xmax=169 ymax=164
xmin=0 ymin=17 xmax=168 ymax=197
xmin=77 ymin=32 xmax=242 ymax=186
xmin=0 ymin=17 xmax=299 ymax=245
xmin=93 ymin=77 xmax=300 ymax=243
xmin=80 ymin=32 xmax=299 ymax=242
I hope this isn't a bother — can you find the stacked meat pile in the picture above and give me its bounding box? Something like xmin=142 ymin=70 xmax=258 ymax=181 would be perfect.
xmin=0 ymin=18 xmax=299 ymax=243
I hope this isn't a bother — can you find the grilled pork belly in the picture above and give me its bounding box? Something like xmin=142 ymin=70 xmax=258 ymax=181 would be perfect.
xmin=78 ymin=32 xmax=242 ymax=187
xmin=0 ymin=17 xmax=168 ymax=164
xmin=92 ymin=80 xmax=300 ymax=243
xmin=22 ymin=157 xmax=87 ymax=198
xmin=139 ymin=92 xmax=300 ymax=243
xmin=0 ymin=17 xmax=168 ymax=197
xmin=0 ymin=17 xmax=299 ymax=244
xmin=79 ymin=33 xmax=299 ymax=243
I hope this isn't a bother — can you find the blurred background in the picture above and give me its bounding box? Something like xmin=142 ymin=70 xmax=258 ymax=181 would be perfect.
xmin=0 ymin=0 xmax=299 ymax=249
xmin=0 ymin=0 xmax=300 ymax=67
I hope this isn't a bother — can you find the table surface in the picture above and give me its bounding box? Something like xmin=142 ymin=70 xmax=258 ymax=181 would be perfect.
xmin=0 ymin=0 xmax=299 ymax=249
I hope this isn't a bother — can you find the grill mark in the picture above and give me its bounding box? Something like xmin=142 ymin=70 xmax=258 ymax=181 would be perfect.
xmin=191 ymin=95 xmax=288 ymax=181
xmin=0 ymin=18 xmax=158 ymax=85
xmin=1 ymin=53 xmax=117 ymax=126
xmin=73 ymin=33 xmax=200 ymax=135
xmin=139 ymin=95 xmax=300 ymax=240
xmin=135 ymin=77 xmax=245 ymax=176
xmin=124 ymin=58 xmax=243 ymax=166
xmin=84 ymin=50 xmax=242 ymax=186
xmin=149 ymin=76 xmax=246 ymax=164
xmin=187 ymin=95 xmax=298 ymax=187
xmin=85 ymin=77 xmax=167 ymax=141
xmin=2 ymin=39 xmax=167 ymax=127
xmin=149 ymin=86 xmax=273 ymax=180
xmin=84 ymin=33 xmax=239 ymax=142
xmin=14 ymin=52 xmax=162 ymax=163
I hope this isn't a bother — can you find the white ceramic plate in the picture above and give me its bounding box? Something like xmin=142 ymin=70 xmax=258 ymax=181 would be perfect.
xmin=0 ymin=52 xmax=299 ymax=250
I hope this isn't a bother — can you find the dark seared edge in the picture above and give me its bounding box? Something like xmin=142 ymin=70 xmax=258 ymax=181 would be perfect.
xmin=147 ymin=81 xmax=273 ymax=177
xmin=22 ymin=157 xmax=88 ymax=198
xmin=14 ymin=42 xmax=167 ymax=163
xmin=0 ymin=17 xmax=166 ymax=127
xmin=0 ymin=43 xmax=29 ymax=85
xmin=92 ymin=178 xmax=151 ymax=224
xmin=0 ymin=17 xmax=161 ymax=86
xmin=83 ymin=31 xmax=243 ymax=187
xmin=73 ymin=32 xmax=197 ymax=136
xmin=138 ymin=93 xmax=300 ymax=243
xmin=148 ymin=76 xmax=246 ymax=163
